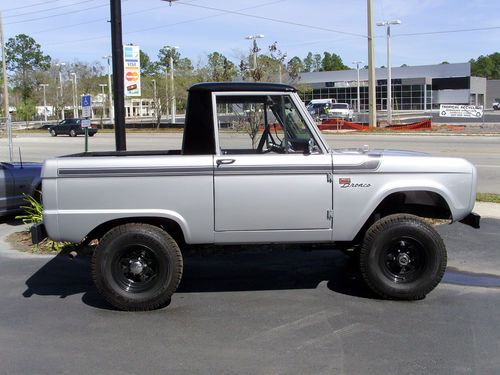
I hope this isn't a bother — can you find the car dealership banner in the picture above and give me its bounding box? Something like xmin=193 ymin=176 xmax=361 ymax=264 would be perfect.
xmin=439 ymin=104 xmax=483 ymax=118
xmin=124 ymin=45 xmax=141 ymax=97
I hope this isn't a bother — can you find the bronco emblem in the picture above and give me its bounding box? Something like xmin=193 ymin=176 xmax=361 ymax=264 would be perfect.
xmin=339 ymin=178 xmax=371 ymax=188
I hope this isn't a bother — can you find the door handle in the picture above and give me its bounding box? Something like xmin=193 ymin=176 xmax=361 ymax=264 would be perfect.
xmin=216 ymin=159 xmax=235 ymax=167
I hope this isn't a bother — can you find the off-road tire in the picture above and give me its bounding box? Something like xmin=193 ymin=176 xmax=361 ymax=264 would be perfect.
xmin=92 ymin=223 xmax=183 ymax=311
xmin=359 ymin=214 xmax=447 ymax=300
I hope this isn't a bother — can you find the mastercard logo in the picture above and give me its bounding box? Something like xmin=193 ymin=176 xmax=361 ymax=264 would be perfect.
xmin=126 ymin=71 xmax=139 ymax=82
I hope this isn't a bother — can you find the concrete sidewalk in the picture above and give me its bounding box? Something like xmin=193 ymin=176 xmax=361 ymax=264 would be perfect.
xmin=473 ymin=202 xmax=500 ymax=219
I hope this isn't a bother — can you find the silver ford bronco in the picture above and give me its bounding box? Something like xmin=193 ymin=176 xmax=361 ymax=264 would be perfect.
xmin=33 ymin=82 xmax=480 ymax=310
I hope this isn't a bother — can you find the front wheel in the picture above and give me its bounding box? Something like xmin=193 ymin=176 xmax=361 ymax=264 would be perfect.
xmin=69 ymin=129 xmax=77 ymax=137
xmin=359 ymin=214 xmax=447 ymax=300
xmin=92 ymin=223 xmax=183 ymax=311
xmin=50 ymin=129 xmax=57 ymax=136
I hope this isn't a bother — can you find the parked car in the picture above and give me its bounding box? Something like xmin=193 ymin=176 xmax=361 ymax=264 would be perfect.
xmin=48 ymin=118 xmax=98 ymax=137
xmin=1 ymin=161 xmax=42 ymax=216
xmin=493 ymin=98 xmax=500 ymax=110
xmin=329 ymin=103 xmax=354 ymax=121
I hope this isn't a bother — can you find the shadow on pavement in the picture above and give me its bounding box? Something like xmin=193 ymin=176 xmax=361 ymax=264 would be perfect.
xmin=0 ymin=216 xmax=25 ymax=226
xmin=22 ymin=248 xmax=378 ymax=310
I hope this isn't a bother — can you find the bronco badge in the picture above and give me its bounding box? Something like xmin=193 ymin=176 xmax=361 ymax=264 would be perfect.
xmin=339 ymin=178 xmax=371 ymax=188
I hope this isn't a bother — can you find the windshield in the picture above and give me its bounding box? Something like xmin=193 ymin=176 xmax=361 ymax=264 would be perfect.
xmin=331 ymin=104 xmax=349 ymax=109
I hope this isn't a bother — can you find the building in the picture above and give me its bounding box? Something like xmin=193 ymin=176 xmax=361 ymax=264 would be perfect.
xmin=486 ymin=80 xmax=500 ymax=108
xmin=297 ymin=62 xmax=486 ymax=111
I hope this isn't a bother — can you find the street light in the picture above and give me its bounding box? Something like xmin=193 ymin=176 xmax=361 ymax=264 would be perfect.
xmin=352 ymin=61 xmax=364 ymax=114
xmin=376 ymin=19 xmax=401 ymax=124
xmin=102 ymin=55 xmax=114 ymax=124
xmin=39 ymin=84 xmax=49 ymax=122
xmin=55 ymin=63 xmax=66 ymax=120
xmin=163 ymin=46 xmax=179 ymax=124
xmin=245 ymin=34 xmax=264 ymax=73
xmin=70 ymin=72 xmax=78 ymax=118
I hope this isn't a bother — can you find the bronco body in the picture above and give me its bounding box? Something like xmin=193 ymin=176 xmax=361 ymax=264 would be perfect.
xmin=34 ymin=82 xmax=480 ymax=310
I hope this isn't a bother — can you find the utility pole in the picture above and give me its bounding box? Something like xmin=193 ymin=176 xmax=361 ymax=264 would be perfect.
xmin=56 ymin=63 xmax=66 ymax=120
xmin=110 ymin=0 xmax=126 ymax=151
xmin=0 ymin=11 xmax=12 ymax=161
xmin=71 ymin=73 xmax=78 ymax=118
xmin=245 ymin=34 xmax=264 ymax=80
xmin=367 ymin=0 xmax=377 ymax=128
xmin=352 ymin=61 xmax=364 ymax=114
xmin=103 ymin=55 xmax=114 ymax=125
xmin=170 ymin=53 xmax=175 ymax=124
xmin=377 ymin=20 xmax=401 ymax=125
xmin=39 ymin=84 xmax=49 ymax=122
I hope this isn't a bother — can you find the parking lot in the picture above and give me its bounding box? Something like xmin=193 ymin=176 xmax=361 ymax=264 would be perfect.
xmin=0 ymin=215 xmax=499 ymax=374
xmin=1 ymin=130 xmax=499 ymax=374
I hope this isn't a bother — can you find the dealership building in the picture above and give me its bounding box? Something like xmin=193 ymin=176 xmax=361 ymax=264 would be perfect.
xmin=297 ymin=62 xmax=487 ymax=111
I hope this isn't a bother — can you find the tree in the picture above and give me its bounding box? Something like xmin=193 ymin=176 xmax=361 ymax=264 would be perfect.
xmin=470 ymin=53 xmax=500 ymax=79
xmin=303 ymin=52 xmax=314 ymax=72
xmin=287 ymin=56 xmax=304 ymax=81
xmin=5 ymin=34 xmax=51 ymax=103
xmin=157 ymin=46 xmax=193 ymax=74
xmin=321 ymin=52 xmax=349 ymax=71
xmin=312 ymin=54 xmax=322 ymax=71
xmin=205 ymin=52 xmax=237 ymax=81
xmin=140 ymin=50 xmax=158 ymax=76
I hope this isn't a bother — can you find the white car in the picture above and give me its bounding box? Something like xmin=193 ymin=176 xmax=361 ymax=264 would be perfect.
xmin=329 ymin=103 xmax=354 ymax=121
xmin=493 ymin=98 xmax=500 ymax=110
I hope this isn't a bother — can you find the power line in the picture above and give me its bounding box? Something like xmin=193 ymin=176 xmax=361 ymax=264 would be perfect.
xmin=175 ymin=1 xmax=366 ymax=38
xmin=30 ymin=3 xmax=168 ymax=35
xmin=394 ymin=25 xmax=500 ymax=37
xmin=4 ymin=0 xmax=100 ymax=19
xmin=4 ymin=1 xmax=111 ymax=26
xmin=42 ymin=0 xmax=288 ymax=46
xmin=3 ymin=0 xmax=61 ymax=13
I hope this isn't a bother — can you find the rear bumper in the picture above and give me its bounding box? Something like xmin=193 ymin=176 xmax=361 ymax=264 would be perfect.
xmin=31 ymin=222 xmax=47 ymax=244
xmin=459 ymin=212 xmax=481 ymax=229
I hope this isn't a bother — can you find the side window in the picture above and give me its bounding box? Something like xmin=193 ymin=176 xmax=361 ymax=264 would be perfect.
xmin=215 ymin=94 xmax=320 ymax=155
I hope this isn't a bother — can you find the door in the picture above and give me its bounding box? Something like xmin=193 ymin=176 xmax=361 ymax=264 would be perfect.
xmin=212 ymin=92 xmax=333 ymax=242
xmin=0 ymin=164 xmax=14 ymax=212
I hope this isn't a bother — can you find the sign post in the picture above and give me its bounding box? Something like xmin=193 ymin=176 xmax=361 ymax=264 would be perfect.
xmin=81 ymin=95 xmax=92 ymax=152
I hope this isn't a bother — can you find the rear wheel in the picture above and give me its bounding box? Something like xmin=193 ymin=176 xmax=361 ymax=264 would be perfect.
xmin=359 ymin=214 xmax=447 ymax=300
xmin=92 ymin=223 xmax=183 ymax=311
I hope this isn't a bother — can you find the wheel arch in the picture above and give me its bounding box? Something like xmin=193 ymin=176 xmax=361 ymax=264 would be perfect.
xmin=351 ymin=189 xmax=452 ymax=244
xmin=87 ymin=216 xmax=187 ymax=248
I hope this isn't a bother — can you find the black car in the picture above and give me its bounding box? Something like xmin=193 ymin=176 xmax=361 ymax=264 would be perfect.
xmin=1 ymin=161 xmax=42 ymax=216
xmin=48 ymin=118 xmax=98 ymax=137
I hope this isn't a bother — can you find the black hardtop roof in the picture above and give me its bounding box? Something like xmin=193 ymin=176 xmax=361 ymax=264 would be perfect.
xmin=189 ymin=82 xmax=296 ymax=93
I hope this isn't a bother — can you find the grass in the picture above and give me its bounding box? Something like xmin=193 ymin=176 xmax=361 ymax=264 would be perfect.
xmin=476 ymin=192 xmax=500 ymax=203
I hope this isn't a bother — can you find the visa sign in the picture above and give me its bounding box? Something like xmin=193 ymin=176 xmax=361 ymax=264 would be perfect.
xmin=124 ymin=45 xmax=141 ymax=97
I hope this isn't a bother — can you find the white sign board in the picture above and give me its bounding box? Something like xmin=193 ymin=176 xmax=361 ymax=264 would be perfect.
xmin=81 ymin=119 xmax=91 ymax=128
xmin=124 ymin=45 xmax=141 ymax=97
xmin=439 ymin=104 xmax=483 ymax=118
xmin=81 ymin=95 xmax=92 ymax=118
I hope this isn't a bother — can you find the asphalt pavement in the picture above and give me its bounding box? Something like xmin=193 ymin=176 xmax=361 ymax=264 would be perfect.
xmin=0 ymin=204 xmax=499 ymax=374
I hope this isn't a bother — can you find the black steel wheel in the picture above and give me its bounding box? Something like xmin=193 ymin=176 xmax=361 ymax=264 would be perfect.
xmin=359 ymin=214 xmax=447 ymax=300
xmin=92 ymin=223 xmax=183 ymax=311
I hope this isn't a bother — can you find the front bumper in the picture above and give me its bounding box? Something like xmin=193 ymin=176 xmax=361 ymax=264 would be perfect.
xmin=31 ymin=222 xmax=47 ymax=244
xmin=459 ymin=212 xmax=481 ymax=229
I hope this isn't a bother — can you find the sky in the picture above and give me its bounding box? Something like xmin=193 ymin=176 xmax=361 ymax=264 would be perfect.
xmin=1 ymin=0 xmax=499 ymax=70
